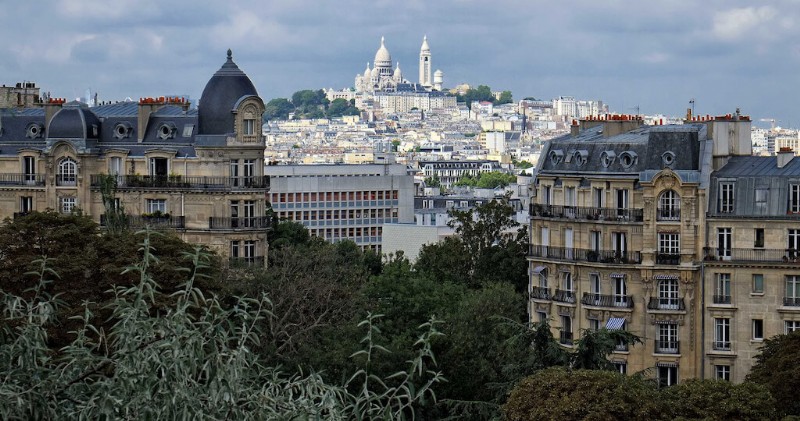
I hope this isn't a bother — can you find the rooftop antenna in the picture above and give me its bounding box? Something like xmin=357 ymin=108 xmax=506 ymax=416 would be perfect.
xmin=689 ymin=98 xmax=695 ymax=116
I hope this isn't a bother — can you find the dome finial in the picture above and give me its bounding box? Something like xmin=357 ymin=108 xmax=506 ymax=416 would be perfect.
xmin=227 ymin=49 xmax=232 ymax=60
xmin=381 ymin=36 xmax=385 ymax=45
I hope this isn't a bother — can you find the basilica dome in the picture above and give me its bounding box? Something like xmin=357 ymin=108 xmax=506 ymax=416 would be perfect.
xmin=198 ymin=49 xmax=259 ymax=135
xmin=374 ymin=37 xmax=392 ymax=68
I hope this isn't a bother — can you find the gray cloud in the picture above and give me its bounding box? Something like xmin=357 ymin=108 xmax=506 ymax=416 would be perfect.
xmin=1 ymin=0 xmax=799 ymax=124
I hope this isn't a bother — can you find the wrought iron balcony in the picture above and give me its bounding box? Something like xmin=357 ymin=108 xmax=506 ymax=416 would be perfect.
xmin=209 ymin=216 xmax=271 ymax=230
xmin=581 ymin=293 xmax=634 ymax=308
xmin=712 ymin=341 xmax=731 ymax=351
xmin=90 ymin=175 xmax=270 ymax=190
xmin=229 ymin=256 xmax=265 ymax=267
xmin=647 ymin=297 xmax=686 ymax=311
xmin=559 ymin=331 xmax=573 ymax=345
xmin=712 ymin=295 xmax=731 ymax=304
xmin=655 ymin=253 xmax=681 ymax=265
xmin=703 ymin=247 xmax=800 ymax=263
xmin=0 ymin=173 xmax=45 ymax=186
xmin=529 ymin=245 xmax=642 ymax=264
xmin=656 ymin=207 xmax=681 ymax=221
xmin=783 ymin=297 xmax=800 ymax=307
xmin=530 ymin=286 xmax=551 ymax=300
xmin=614 ymin=342 xmax=629 ymax=352
xmin=530 ymin=203 xmax=643 ymax=222
xmin=553 ymin=289 xmax=576 ymax=304
xmin=100 ymin=214 xmax=186 ymax=229
xmin=654 ymin=340 xmax=680 ymax=354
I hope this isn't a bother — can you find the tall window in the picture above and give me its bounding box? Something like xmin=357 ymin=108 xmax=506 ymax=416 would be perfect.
xmin=146 ymin=199 xmax=166 ymax=214
xmin=789 ymin=229 xmax=800 ymax=251
xmin=658 ymin=365 xmax=678 ymax=387
xmin=614 ymin=362 xmax=627 ymax=375
xmin=593 ymin=188 xmax=603 ymax=208
xmin=658 ymin=190 xmax=680 ymax=220
xmin=658 ymin=233 xmax=680 ymax=262
xmin=717 ymin=228 xmax=732 ymax=260
xmin=753 ymin=319 xmax=764 ymax=340
xmin=589 ymin=231 xmax=601 ymax=253
xmin=658 ymin=279 xmax=680 ymax=309
xmin=790 ymin=184 xmax=800 ymax=214
xmin=752 ymin=274 xmax=764 ymax=293
xmin=561 ymin=272 xmax=573 ymax=292
xmin=22 ymin=156 xmax=35 ymax=184
xmin=149 ymin=157 xmax=168 ymax=177
xmin=230 ymin=240 xmax=240 ymax=258
xmin=565 ymin=186 xmax=576 ymax=207
xmin=20 ymin=196 xmax=33 ymax=213
xmin=755 ymin=188 xmax=768 ymax=214
xmin=616 ymin=189 xmax=629 ymax=218
xmin=243 ymin=159 xmax=255 ymax=185
xmin=714 ymin=318 xmax=731 ymax=350
xmin=230 ymin=200 xmax=240 ymax=227
xmin=614 ymin=277 xmax=628 ymax=306
xmin=612 ymin=232 xmax=627 ymax=258
xmin=754 ymin=228 xmax=765 ymax=248
xmin=786 ymin=275 xmax=800 ymax=306
xmin=560 ymin=315 xmax=573 ymax=345
xmin=656 ymin=324 xmax=679 ymax=353
xmin=715 ymin=365 xmax=731 ymax=381
xmin=243 ymin=200 xmax=256 ymax=227
xmin=543 ymin=185 xmax=552 ymax=205
xmin=243 ymin=119 xmax=257 ymax=136
xmin=59 ymin=196 xmax=76 ymax=214
xmin=57 ymin=158 xmax=77 ymax=186
xmin=715 ymin=273 xmax=731 ymax=304
xmin=230 ymin=159 xmax=240 ymax=187
xmin=786 ymin=320 xmax=800 ymax=334
xmin=589 ymin=273 xmax=601 ymax=301
xmin=244 ymin=240 xmax=256 ymax=262
xmin=718 ymin=182 xmax=735 ymax=213
xmin=538 ymin=268 xmax=548 ymax=289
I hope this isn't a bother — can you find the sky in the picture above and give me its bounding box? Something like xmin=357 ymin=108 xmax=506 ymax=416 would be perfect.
xmin=2 ymin=0 xmax=799 ymax=126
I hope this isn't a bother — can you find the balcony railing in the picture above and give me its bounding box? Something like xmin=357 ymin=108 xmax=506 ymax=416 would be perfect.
xmin=703 ymin=247 xmax=800 ymax=263
xmin=529 ymin=245 xmax=642 ymax=264
xmin=100 ymin=214 xmax=186 ymax=229
xmin=581 ymin=293 xmax=634 ymax=308
xmin=530 ymin=203 xmax=643 ymax=222
xmin=559 ymin=331 xmax=574 ymax=345
xmin=712 ymin=341 xmax=731 ymax=351
xmin=784 ymin=297 xmax=800 ymax=307
xmin=90 ymin=175 xmax=270 ymax=190
xmin=647 ymin=297 xmax=686 ymax=311
xmin=654 ymin=340 xmax=680 ymax=354
xmin=530 ymin=286 xmax=551 ymax=300
xmin=229 ymin=256 xmax=265 ymax=268
xmin=655 ymin=253 xmax=680 ymax=265
xmin=712 ymin=295 xmax=731 ymax=304
xmin=553 ymin=289 xmax=576 ymax=304
xmin=0 ymin=173 xmax=45 ymax=186
xmin=614 ymin=342 xmax=629 ymax=352
xmin=209 ymin=216 xmax=271 ymax=230
xmin=656 ymin=207 xmax=681 ymax=221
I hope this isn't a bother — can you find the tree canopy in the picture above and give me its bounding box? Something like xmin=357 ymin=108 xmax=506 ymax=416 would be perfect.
xmin=746 ymin=331 xmax=800 ymax=417
xmin=457 ymin=85 xmax=513 ymax=108
xmin=263 ymin=90 xmax=361 ymax=121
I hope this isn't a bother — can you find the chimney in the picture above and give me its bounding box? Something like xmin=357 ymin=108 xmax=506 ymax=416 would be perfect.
xmin=778 ymin=147 xmax=794 ymax=168
xmin=570 ymin=119 xmax=579 ymax=137
xmin=44 ymin=97 xmax=65 ymax=136
xmin=137 ymin=97 xmax=165 ymax=141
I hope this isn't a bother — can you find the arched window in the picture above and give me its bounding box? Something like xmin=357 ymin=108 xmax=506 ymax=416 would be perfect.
xmin=57 ymin=157 xmax=77 ymax=186
xmin=658 ymin=190 xmax=680 ymax=221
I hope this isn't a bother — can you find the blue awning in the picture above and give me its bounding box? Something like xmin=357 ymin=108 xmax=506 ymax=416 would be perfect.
xmin=606 ymin=317 xmax=626 ymax=330
xmin=653 ymin=274 xmax=679 ymax=280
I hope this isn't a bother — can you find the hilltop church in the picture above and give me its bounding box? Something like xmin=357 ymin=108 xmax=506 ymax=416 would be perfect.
xmin=354 ymin=36 xmax=443 ymax=93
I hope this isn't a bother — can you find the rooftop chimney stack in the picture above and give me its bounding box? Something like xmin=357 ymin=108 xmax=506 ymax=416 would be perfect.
xmin=778 ymin=147 xmax=794 ymax=169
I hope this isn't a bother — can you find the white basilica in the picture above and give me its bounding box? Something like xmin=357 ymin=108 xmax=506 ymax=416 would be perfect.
xmin=354 ymin=36 xmax=443 ymax=93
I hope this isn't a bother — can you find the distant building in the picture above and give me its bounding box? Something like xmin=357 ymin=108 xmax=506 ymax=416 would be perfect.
xmin=265 ymin=163 xmax=415 ymax=252
xmin=419 ymin=159 xmax=503 ymax=187
xmin=354 ymin=37 xmax=444 ymax=94
xmin=0 ymin=82 xmax=41 ymax=109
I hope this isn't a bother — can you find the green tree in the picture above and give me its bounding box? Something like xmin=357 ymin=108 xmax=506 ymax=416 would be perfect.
xmin=475 ymin=171 xmax=515 ymax=189
xmin=495 ymin=90 xmax=513 ymax=105
xmin=454 ymin=174 xmax=478 ymax=187
xmin=662 ymin=379 xmax=776 ymax=421
xmin=263 ymin=97 xmax=294 ymax=121
xmin=415 ymin=236 xmax=473 ymax=286
xmin=327 ymin=98 xmax=360 ymax=118
xmin=423 ymin=175 xmax=441 ymax=188
xmin=459 ymin=85 xmax=494 ymax=109
xmin=503 ymin=368 xmax=665 ymax=421
xmin=746 ymin=331 xmax=800 ymax=417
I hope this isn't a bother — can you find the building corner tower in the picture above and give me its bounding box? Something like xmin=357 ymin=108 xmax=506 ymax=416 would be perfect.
xmin=419 ymin=36 xmax=432 ymax=88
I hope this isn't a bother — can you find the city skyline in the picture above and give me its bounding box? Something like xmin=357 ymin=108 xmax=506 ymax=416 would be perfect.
xmin=2 ymin=1 xmax=799 ymax=125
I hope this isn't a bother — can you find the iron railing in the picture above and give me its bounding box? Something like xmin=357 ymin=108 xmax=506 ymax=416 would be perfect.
xmin=704 ymin=247 xmax=800 ymax=263
xmin=712 ymin=295 xmax=731 ymax=304
xmin=90 ymin=175 xmax=270 ymax=190
xmin=712 ymin=341 xmax=731 ymax=351
xmin=656 ymin=207 xmax=681 ymax=221
xmin=783 ymin=297 xmax=800 ymax=307
xmin=648 ymin=297 xmax=686 ymax=311
xmin=209 ymin=216 xmax=270 ymax=230
xmin=100 ymin=214 xmax=186 ymax=229
xmin=553 ymin=289 xmax=576 ymax=304
xmin=654 ymin=340 xmax=680 ymax=354
xmin=530 ymin=286 xmax=551 ymax=300
xmin=529 ymin=245 xmax=642 ymax=264
xmin=0 ymin=173 xmax=45 ymax=186
xmin=581 ymin=293 xmax=634 ymax=308
xmin=530 ymin=203 xmax=643 ymax=222
xmin=655 ymin=253 xmax=681 ymax=265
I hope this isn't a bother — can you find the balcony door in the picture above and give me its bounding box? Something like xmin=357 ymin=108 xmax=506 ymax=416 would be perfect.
xmin=658 ymin=279 xmax=679 ymax=309
xmin=564 ymin=228 xmax=574 ymax=260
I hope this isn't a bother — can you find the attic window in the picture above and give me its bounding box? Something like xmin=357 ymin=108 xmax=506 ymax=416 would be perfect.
xmin=574 ymin=150 xmax=588 ymax=166
xmin=26 ymin=123 xmax=43 ymax=139
xmin=662 ymin=151 xmax=676 ymax=168
xmin=619 ymin=151 xmax=638 ymax=168
xmin=601 ymin=151 xmax=616 ymax=168
xmin=549 ymin=149 xmax=564 ymax=165
xmin=158 ymin=122 xmax=177 ymax=140
xmin=114 ymin=122 xmax=132 ymax=139
xmin=182 ymin=124 xmax=194 ymax=138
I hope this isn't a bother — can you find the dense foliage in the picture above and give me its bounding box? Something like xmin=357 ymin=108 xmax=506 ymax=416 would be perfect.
xmin=454 ymin=171 xmax=517 ymax=189
xmin=263 ymin=89 xmax=360 ymax=121
xmin=746 ymin=331 xmax=800 ymax=417
xmin=457 ymin=85 xmax=512 ymax=108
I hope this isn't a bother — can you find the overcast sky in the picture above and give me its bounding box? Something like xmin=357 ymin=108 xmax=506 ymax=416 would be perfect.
xmin=2 ymin=0 xmax=799 ymax=126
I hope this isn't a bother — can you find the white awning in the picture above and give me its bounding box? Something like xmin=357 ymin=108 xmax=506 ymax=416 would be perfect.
xmin=656 ymin=361 xmax=679 ymax=368
xmin=532 ymin=266 xmax=546 ymax=274
xmin=609 ymin=273 xmax=626 ymax=279
xmin=606 ymin=317 xmax=626 ymax=330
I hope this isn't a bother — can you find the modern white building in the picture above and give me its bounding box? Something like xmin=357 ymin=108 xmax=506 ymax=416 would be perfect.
xmin=266 ymin=163 xmax=415 ymax=252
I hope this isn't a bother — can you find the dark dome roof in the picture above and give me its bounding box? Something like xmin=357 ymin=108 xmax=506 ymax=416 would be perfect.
xmin=198 ymin=50 xmax=259 ymax=135
xmin=48 ymin=101 xmax=101 ymax=139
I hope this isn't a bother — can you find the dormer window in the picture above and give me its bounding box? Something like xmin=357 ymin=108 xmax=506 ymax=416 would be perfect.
xmin=26 ymin=123 xmax=43 ymax=139
xmin=619 ymin=151 xmax=637 ymax=169
xmin=662 ymin=151 xmax=676 ymax=168
xmin=601 ymin=151 xmax=616 ymax=168
xmin=574 ymin=150 xmax=588 ymax=166
xmin=243 ymin=119 xmax=257 ymax=136
xmin=158 ymin=122 xmax=177 ymax=140
xmin=549 ymin=150 xmax=564 ymax=165
xmin=114 ymin=122 xmax=133 ymax=139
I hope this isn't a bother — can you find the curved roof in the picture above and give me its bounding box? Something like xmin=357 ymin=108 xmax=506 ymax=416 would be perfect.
xmin=374 ymin=37 xmax=392 ymax=67
xmin=48 ymin=101 xmax=101 ymax=139
xmin=198 ymin=49 xmax=259 ymax=135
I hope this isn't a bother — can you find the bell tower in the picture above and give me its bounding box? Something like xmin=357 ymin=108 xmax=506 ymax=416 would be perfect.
xmin=419 ymin=36 xmax=432 ymax=88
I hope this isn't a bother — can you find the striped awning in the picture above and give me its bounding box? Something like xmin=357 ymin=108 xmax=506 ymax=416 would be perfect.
xmin=606 ymin=317 xmax=626 ymax=330
xmin=653 ymin=274 xmax=679 ymax=280
xmin=654 ymin=319 xmax=679 ymax=324
xmin=656 ymin=361 xmax=679 ymax=368
xmin=532 ymin=266 xmax=546 ymax=274
xmin=609 ymin=273 xmax=626 ymax=279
